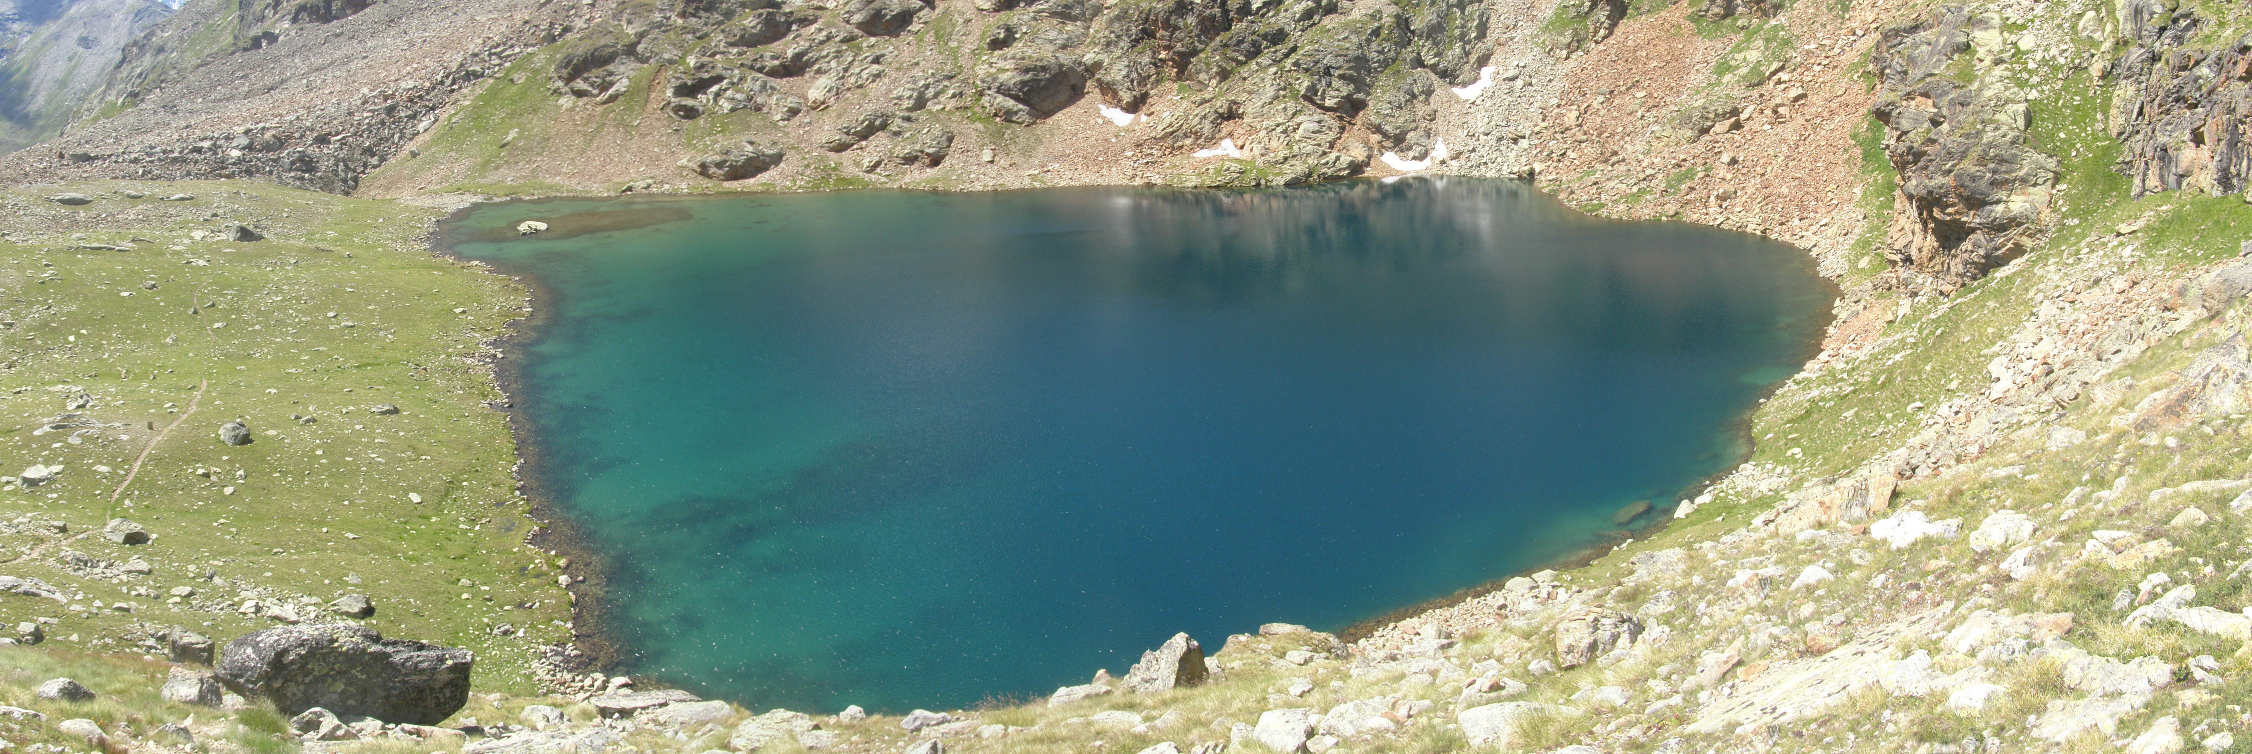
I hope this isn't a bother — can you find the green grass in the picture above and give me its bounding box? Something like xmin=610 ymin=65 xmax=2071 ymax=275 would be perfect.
xmin=0 ymin=181 xmax=573 ymax=697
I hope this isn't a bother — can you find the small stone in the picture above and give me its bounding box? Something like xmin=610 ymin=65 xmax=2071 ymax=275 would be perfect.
xmin=330 ymin=593 xmax=375 ymax=618
xmin=837 ymin=704 xmax=867 ymax=722
xmin=47 ymin=193 xmax=92 ymax=206
xmin=220 ymin=420 xmax=252 ymax=446
xmin=521 ymin=704 xmax=567 ymax=730
xmin=57 ymin=718 xmax=104 ymax=743
xmin=36 ymin=678 xmax=94 ymax=702
xmin=17 ymin=464 xmax=58 ymax=488
xmin=901 ymin=709 xmax=955 ymax=731
xmin=588 ymin=688 xmax=698 ymax=717
xmin=168 ymin=629 xmax=216 ymax=664
xmin=516 ymin=221 xmax=550 ymax=236
xmin=161 ymin=668 xmax=223 ymax=707
xmin=103 ymin=518 xmax=150 ymax=545
xmin=1048 ymin=682 xmax=1112 ymax=706
xmin=370 ymin=403 xmax=401 ymax=415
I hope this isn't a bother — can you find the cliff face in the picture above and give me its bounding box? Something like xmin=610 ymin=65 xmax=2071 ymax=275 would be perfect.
xmin=0 ymin=0 xmax=172 ymax=152
xmin=2110 ymin=0 xmax=2252 ymax=199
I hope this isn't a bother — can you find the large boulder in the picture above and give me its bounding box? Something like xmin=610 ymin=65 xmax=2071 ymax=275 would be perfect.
xmin=216 ymin=624 xmax=473 ymax=725
xmin=843 ymin=0 xmax=925 ymax=36
xmin=723 ymin=9 xmax=801 ymax=48
xmin=980 ymin=53 xmax=1087 ymax=124
xmin=161 ymin=669 xmax=223 ymax=707
xmin=1123 ymin=632 xmax=1209 ymax=692
xmin=694 ymin=141 xmax=786 ymax=180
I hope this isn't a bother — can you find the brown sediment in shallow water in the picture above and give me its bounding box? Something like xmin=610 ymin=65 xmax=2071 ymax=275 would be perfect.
xmin=456 ymin=204 xmax=696 ymax=244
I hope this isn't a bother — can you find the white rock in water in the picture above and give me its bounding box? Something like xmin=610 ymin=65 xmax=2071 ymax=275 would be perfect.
xmin=517 ymin=221 xmax=550 ymax=236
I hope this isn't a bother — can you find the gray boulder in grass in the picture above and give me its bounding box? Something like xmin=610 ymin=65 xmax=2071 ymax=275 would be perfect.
xmin=217 ymin=624 xmax=472 ymax=725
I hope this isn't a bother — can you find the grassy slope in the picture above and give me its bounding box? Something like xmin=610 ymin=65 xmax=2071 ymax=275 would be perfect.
xmin=0 ymin=181 xmax=573 ymax=698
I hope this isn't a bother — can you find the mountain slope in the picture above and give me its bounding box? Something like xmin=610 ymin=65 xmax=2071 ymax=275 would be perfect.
xmin=0 ymin=0 xmax=172 ymax=152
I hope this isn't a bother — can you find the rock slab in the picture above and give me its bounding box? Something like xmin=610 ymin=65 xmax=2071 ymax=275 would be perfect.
xmin=217 ymin=624 xmax=473 ymax=725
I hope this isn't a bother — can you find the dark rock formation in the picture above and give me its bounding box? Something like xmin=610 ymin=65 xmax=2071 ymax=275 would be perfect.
xmin=1548 ymin=0 xmax=1626 ymax=55
xmin=980 ymin=52 xmax=1088 ymax=123
xmin=888 ymin=125 xmax=953 ymax=166
xmin=694 ymin=140 xmax=785 ymax=180
xmin=842 ymin=0 xmax=925 ymax=36
xmin=1870 ymin=6 xmax=2058 ymax=288
xmin=1554 ymin=608 xmax=1641 ymax=669
xmin=2110 ymin=0 xmax=2252 ymax=198
xmin=822 ymin=110 xmax=893 ymax=151
xmin=1698 ymin=0 xmax=1774 ymax=21
xmin=216 ymin=624 xmax=473 ymax=725
xmin=1084 ymin=0 xmax=1238 ymax=111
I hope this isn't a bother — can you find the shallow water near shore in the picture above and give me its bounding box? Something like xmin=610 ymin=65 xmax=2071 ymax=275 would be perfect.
xmin=445 ymin=178 xmax=1831 ymax=713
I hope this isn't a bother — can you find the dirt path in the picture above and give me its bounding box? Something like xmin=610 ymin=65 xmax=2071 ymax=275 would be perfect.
xmin=0 ymin=379 xmax=205 ymax=567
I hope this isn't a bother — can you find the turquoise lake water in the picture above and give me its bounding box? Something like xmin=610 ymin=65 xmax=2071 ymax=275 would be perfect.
xmin=444 ymin=178 xmax=1832 ymax=713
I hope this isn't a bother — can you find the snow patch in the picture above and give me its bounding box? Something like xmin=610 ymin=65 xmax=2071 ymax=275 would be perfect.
xmin=1098 ymin=104 xmax=1144 ymax=127
xmin=1450 ymin=66 xmax=1497 ymax=101
xmin=1192 ymin=138 xmax=1244 ymax=159
xmin=1378 ymin=138 xmax=1450 ymax=172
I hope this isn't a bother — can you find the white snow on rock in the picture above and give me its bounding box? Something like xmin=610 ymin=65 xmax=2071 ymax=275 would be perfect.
xmin=1098 ymin=104 xmax=1144 ymax=127
xmin=1451 ymin=65 xmax=1497 ymax=101
xmin=1379 ymin=138 xmax=1450 ymax=172
xmin=1192 ymin=139 xmax=1244 ymax=159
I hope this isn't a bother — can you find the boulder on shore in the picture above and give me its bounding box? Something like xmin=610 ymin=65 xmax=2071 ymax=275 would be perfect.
xmin=216 ymin=624 xmax=473 ymax=725
xmin=1123 ymin=632 xmax=1209 ymax=693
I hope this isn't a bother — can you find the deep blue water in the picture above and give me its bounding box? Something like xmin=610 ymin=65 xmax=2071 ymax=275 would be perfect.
xmin=446 ymin=178 xmax=1830 ymax=713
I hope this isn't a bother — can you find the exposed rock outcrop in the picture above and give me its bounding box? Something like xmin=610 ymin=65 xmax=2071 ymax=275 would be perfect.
xmin=2110 ymin=0 xmax=2252 ymax=198
xmin=1869 ymin=6 xmax=2059 ymax=288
